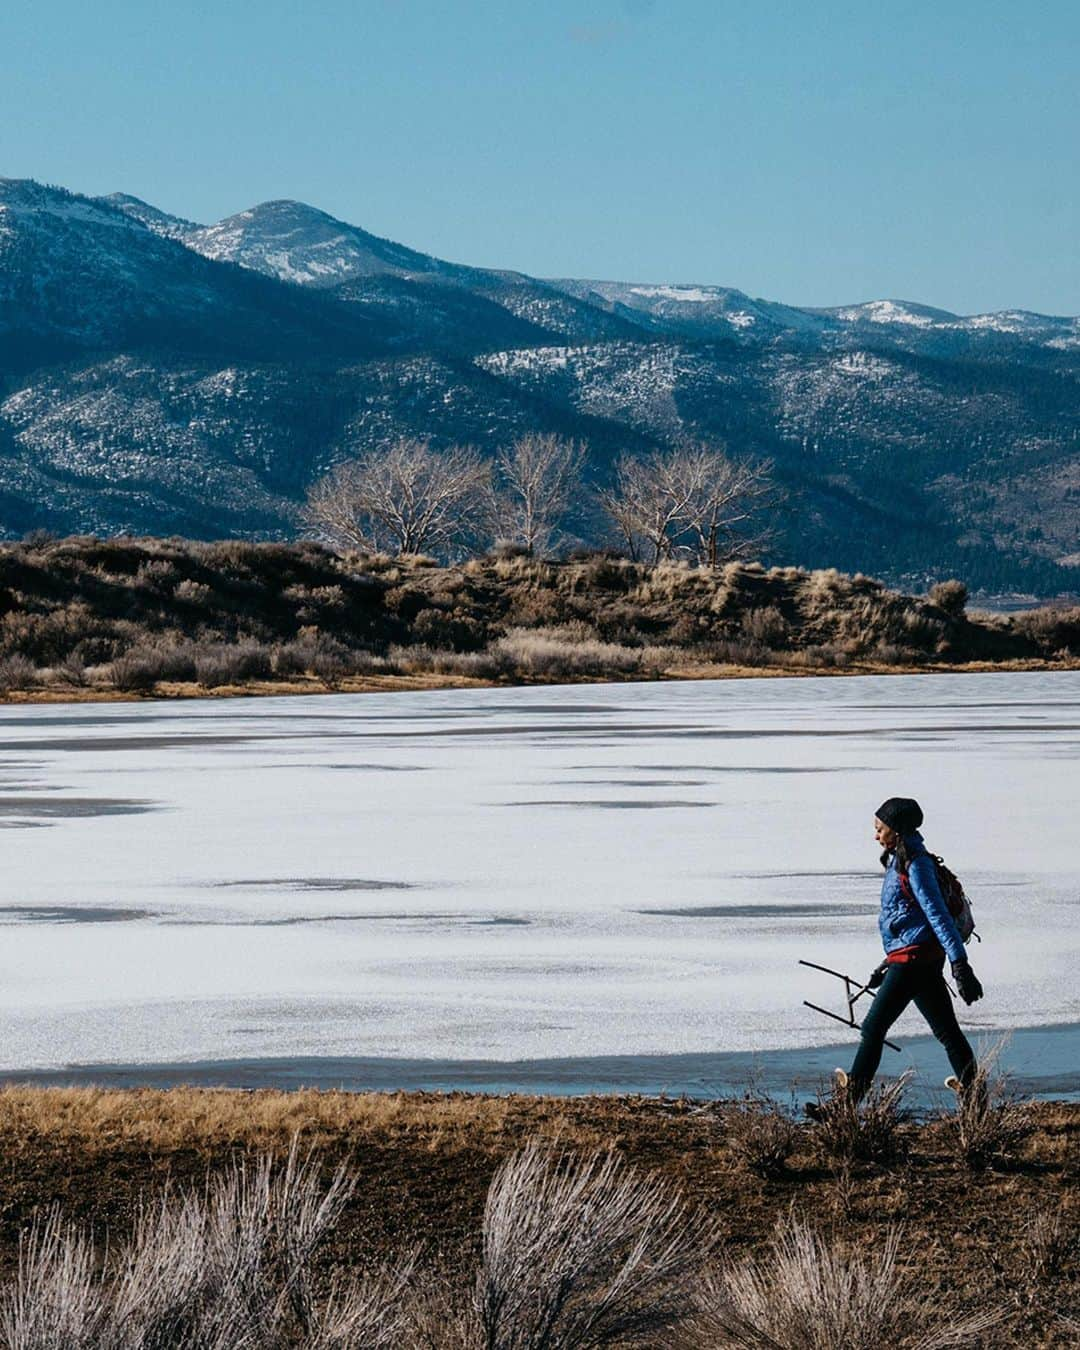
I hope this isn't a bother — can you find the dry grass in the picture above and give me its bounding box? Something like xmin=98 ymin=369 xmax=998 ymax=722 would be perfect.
xmin=1021 ymin=1202 xmax=1078 ymax=1287
xmin=696 ymin=1216 xmax=1001 ymax=1349
xmin=0 ymin=1086 xmax=622 ymax=1157
xmin=808 ymin=1073 xmax=913 ymax=1166
xmin=937 ymin=1046 xmax=1035 ymax=1171
xmin=722 ymin=1096 xmax=799 ymax=1180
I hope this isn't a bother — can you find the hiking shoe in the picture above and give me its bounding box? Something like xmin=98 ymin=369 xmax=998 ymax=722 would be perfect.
xmin=945 ymin=1074 xmax=988 ymax=1112
xmin=804 ymin=1069 xmax=850 ymax=1122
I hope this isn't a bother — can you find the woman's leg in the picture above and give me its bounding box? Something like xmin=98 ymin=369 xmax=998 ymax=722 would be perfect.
xmin=849 ymin=965 xmax=914 ymax=1096
xmin=912 ymin=966 xmax=977 ymax=1085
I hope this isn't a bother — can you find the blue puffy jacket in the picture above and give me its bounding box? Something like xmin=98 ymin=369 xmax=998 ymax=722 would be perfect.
xmin=878 ymin=831 xmax=966 ymax=965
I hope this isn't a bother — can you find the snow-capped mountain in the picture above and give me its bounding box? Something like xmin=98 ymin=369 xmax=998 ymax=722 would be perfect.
xmin=0 ymin=178 xmax=395 ymax=362
xmin=549 ymin=278 xmax=839 ymax=344
xmin=180 ymin=198 xmax=487 ymax=287
xmin=102 ymin=186 xmax=1080 ymax=355
xmin=1 ymin=176 xmax=1078 ymax=593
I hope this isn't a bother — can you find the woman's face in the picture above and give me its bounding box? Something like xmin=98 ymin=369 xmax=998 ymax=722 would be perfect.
xmin=874 ymin=816 xmax=899 ymax=850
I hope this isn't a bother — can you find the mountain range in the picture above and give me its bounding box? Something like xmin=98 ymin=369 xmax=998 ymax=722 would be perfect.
xmin=1 ymin=176 xmax=1078 ymax=593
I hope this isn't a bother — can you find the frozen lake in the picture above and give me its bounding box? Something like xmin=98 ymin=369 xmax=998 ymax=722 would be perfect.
xmin=1 ymin=671 xmax=1077 ymax=1102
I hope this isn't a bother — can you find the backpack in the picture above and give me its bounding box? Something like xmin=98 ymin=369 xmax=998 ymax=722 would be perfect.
xmin=899 ymin=854 xmax=979 ymax=944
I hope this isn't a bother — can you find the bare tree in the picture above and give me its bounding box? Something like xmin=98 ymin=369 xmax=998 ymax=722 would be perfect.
xmin=303 ymin=439 xmax=490 ymax=557
xmin=596 ymin=450 xmax=695 ymax=563
xmin=597 ymin=443 xmax=774 ymax=566
xmin=670 ymin=442 xmax=776 ymax=566
xmin=489 ymin=434 xmax=585 ymax=556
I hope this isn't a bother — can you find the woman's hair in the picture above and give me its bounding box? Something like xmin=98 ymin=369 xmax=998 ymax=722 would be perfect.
xmin=881 ymin=835 xmax=915 ymax=872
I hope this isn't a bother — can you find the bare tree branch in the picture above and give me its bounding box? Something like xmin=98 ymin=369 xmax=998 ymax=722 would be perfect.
xmin=489 ymin=434 xmax=585 ymax=556
xmin=670 ymin=442 xmax=777 ymax=566
xmin=596 ymin=451 xmax=694 ymax=563
xmin=597 ymin=443 xmax=774 ymax=565
xmin=303 ymin=439 xmax=490 ymax=558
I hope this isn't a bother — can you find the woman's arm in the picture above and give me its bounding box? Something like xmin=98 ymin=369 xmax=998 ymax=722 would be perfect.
xmin=906 ymin=854 xmax=966 ymax=964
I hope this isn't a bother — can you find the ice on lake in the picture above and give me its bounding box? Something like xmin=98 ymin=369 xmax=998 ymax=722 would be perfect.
xmin=0 ymin=671 xmax=1077 ymax=1096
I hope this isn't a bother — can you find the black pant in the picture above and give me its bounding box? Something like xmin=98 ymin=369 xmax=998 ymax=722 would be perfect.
xmin=850 ymin=958 xmax=976 ymax=1096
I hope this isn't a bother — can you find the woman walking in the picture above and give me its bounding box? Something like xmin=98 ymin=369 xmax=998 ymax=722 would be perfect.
xmin=811 ymin=797 xmax=983 ymax=1112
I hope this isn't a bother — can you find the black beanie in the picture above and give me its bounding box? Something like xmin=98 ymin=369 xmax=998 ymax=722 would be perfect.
xmin=876 ymin=797 xmax=923 ymax=835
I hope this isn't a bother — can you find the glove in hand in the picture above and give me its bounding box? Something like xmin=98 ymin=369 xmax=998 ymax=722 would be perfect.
xmin=867 ymin=963 xmax=888 ymax=990
xmin=951 ymin=959 xmax=983 ymax=1005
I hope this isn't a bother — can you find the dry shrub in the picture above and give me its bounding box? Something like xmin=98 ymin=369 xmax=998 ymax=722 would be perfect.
xmin=478 ymin=1140 xmax=716 ymax=1349
xmin=0 ymin=1209 xmax=101 ymax=1349
xmin=869 ymin=641 xmax=911 ymax=665
xmin=0 ymin=653 xmax=39 ymax=691
xmin=938 ymin=1045 xmax=1033 ymax=1171
xmin=580 ymin=556 xmax=634 ymax=592
xmin=105 ymin=1141 xmax=360 ymax=1348
xmin=412 ymin=607 xmax=487 ymax=652
xmin=723 ymin=1096 xmax=799 ymax=1179
xmin=928 ymin=579 xmax=968 ymax=617
xmin=0 ymin=1141 xmax=412 ymax=1350
xmin=429 ymin=650 xmax=511 ymax=679
xmin=105 ymin=652 xmax=161 ymax=693
xmin=702 ymin=638 xmax=768 ymax=667
xmin=494 ymin=627 xmax=642 ymax=678
xmin=740 ymin=604 xmax=789 ymax=648
xmin=194 ymin=642 xmax=273 ymax=688
xmin=781 ymin=643 xmax=851 ymax=670
xmin=900 ymin=610 xmax=946 ymax=652
xmin=696 ymin=1216 xmax=1000 ymax=1349
xmin=308 ymin=649 xmax=346 ymax=688
xmin=810 ymin=1073 xmax=912 ymax=1166
xmin=174 ymin=578 xmax=215 ymax=607
xmin=0 ymin=1137 xmax=717 ymax=1350
xmin=1008 ymin=604 xmax=1080 ymax=653
xmin=52 ymin=652 xmax=88 ymax=687
xmin=133 ymin=558 xmax=179 ymax=591
xmin=306 ymin=1256 xmax=418 ymax=1350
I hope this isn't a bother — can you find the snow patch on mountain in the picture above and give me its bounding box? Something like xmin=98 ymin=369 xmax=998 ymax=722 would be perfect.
xmin=102 ymin=194 xmax=202 ymax=240
xmin=1 ymin=180 xmax=144 ymax=233
xmin=478 ymin=342 xmax=712 ymax=435
xmin=183 ymin=199 xmax=466 ymax=289
xmin=832 ymin=300 xmax=942 ymax=328
xmin=629 ymin=285 xmax=722 ymax=304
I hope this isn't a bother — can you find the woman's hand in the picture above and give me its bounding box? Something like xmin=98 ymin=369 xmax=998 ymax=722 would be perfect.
xmin=951 ymin=959 xmax=984 ymax=1005
xmin=867 ymin=962 xmax=888 ymax=990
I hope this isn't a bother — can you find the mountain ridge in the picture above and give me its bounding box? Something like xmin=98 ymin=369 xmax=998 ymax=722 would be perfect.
xmin=1 ymin=177 xmax=1077 ymax=595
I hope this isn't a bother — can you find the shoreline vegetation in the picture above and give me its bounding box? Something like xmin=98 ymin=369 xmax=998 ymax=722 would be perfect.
xmin=0 ymin=536 xmax=1077 ymax=704
xmin=0 ymin=1085 xmax=1074 ymax=1346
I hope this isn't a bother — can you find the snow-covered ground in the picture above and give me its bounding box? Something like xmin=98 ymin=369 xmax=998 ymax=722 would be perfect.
xmin=0 ymin=673 xmax=1076 ymax=1086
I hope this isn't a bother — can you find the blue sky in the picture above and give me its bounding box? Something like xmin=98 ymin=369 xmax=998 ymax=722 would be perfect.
xmin=2 ymin=0 xmax=1077 ymax=314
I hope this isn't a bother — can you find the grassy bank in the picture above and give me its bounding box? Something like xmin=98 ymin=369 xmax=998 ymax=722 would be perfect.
xmin=0 ymin=1086 xmax=1075 ymax=1346
xmin=0 ymin=537 xmax=1077 ymax=702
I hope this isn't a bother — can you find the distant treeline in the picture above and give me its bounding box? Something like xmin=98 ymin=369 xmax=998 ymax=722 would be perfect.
xmin=0 ymin=535 xmax=1077 ymax=695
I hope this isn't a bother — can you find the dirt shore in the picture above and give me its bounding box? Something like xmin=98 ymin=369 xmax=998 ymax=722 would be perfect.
xmin=0 ymin=1087 xmax=1074 ymax=1345
xmin=1 ymin=656 xmax=1075 ymax=706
